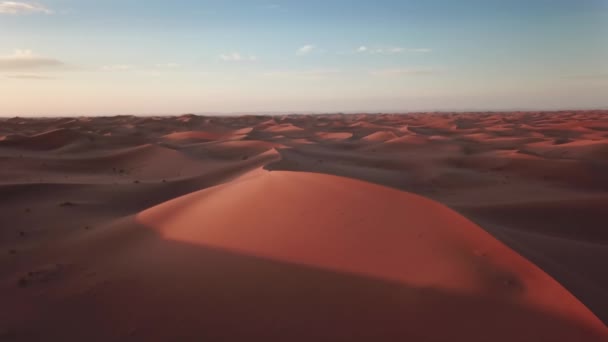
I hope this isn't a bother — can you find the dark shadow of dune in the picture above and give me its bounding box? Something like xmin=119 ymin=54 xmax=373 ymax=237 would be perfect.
xmin=468 ymin=218 xmax=608 ymax=327
xmin=263 ymin=148 xmax=608 ymax=325
xmin=0 ymin=149 xmax=278 ymax=217
xmin=4 ymin=218 xmax=605 ymax=342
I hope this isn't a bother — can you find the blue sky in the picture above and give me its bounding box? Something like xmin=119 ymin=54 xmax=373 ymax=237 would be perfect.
xmin=1 ymin=0 xmax=607 ymax=115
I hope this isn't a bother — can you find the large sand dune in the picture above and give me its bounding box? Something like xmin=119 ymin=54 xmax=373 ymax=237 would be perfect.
xmin=1 ymin=111 xmax=607 ymax=340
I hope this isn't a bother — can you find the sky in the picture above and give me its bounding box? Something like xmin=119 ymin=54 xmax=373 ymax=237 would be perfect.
xmin=0 ymin=0 xmax=607 ymax=116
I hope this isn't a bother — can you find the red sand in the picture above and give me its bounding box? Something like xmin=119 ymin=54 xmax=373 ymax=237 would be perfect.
xmin=1 ymin=111 xmax=607 ymax=341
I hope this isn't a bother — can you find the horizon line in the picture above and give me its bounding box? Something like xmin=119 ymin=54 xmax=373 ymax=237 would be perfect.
xmin=2 ymin=107 xmax=608 ymax=118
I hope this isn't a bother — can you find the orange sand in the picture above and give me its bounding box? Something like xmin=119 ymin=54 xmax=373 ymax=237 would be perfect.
xmin=1 ymin=111 xmax=607 ymax=341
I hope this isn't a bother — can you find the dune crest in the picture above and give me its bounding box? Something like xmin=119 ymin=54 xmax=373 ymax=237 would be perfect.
xmin=361 ymin=130 xmax=399 ymax=142
xmin=137 ymin=170 xmax=605 ymax=336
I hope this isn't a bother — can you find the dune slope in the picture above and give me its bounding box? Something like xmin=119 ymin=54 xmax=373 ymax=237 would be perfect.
xmin=4 ymin=170 xmax=604 ymax=341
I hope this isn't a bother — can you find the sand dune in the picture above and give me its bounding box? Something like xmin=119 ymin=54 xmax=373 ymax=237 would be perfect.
xmin=180 ymin=140 xmax=283 ymax=160
xmin=162 ymin=127 xmax=252 ymax=144
xmin=315 ymin=132 xmax=353 ymax=141
xmin=385 ymin=134 xmax=429 ymax=145
xmin=161 ymin=130 xmax=227 ymax=142
xmin=520 ymin=139 xmax=608 ymax=160
xmin=1 ymin=170 xmax=604 ymax=341
xmin=261 ymin=123 xmax=304 ymax=133
xmin=1 ymin=111 xmax=607 ymax=341
xmin=361 ymin=130 xmax=399 ymax=142
xmin=0 ymin=128 xmax=89 ymax=151
xmin=348 ymin=121 xmax=399 ymax=132
xmin=138 ymin=171 xmax=601 ymax=323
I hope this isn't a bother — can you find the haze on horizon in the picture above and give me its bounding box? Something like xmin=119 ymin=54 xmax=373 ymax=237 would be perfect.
xmin=1 ymin=0 xmax=607 ymax=116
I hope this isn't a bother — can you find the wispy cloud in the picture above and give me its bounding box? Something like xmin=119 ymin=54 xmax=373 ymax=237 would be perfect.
xmin=100 ymin=64 xmax=132 ymax=72
xmin=296 ymin=44 xmax=316 ymax=56
xmin=0 ymin=1 xmax=52 ymax=14
xmin=100 ymin=63 xmax=181 ymax=72
xmin=357 ymin=46 xmax=432 ymax=54
xmin=0 ymin=49 xmax=64 ymax=70
xmin=383 ymin=47 xmax=406 ymax=54
xmin=219 ymin=52 xmax=257 ymax=62
xmin=154 ymin=63 xmax=181 ymax=68
xmin=409 ymin=48 xmax=432 ymax=53
xmin=265 ymin=4 xmax=280 ymax=9
xmin=5 ymin=73 xmax=57 ymax=80
xmin=370 ymin=67 xmax=439 ymax=76
xmin=263 ymin=69 xmax=341 ymax=80
xmin=564 ymin=72 xmax=608 ymax=80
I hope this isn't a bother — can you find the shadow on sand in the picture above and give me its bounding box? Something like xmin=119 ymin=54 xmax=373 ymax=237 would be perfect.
xmin=4 ymin=217 xmax=605 ymax=342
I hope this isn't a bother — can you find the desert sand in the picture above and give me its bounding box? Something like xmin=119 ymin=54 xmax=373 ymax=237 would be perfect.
xmin=1 ymin=111 xmax=607 ymax=341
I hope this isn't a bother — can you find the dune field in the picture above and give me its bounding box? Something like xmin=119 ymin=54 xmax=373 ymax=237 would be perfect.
xmin=1 ymin=111 xmax=607 ymax=341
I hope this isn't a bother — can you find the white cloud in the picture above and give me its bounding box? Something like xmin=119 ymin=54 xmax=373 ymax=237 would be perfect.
xmin=296 ymin=44 xmax=316 ymax=56
xmin=100 ymin=65 xmax=132 ymax=72
xmin=154 ymin=63 xmax=181 ymax=68
xmin=0 ymin=49 xmax=64 ymax=70
xmin=0 ymin=1 xmax=52 ymax=14
xmin=5 ymin=73 xmax=56 ymax=80
xmin=263 ymin=69 xmax=341 ymax=80
xmin=358 ymin=46 xmax=432 ymax=54
xmin=100 ymin=63 xmax=181 ymax=72
xmin=409 ymin=48 xmax=432 ymax=53
xmin=370 ymin=68 xmax=439 ymax=76
xmin=219 ymin=52 xmax=257 ymax=62
xmin=386 ymin=47 xmax=405 ymax=53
